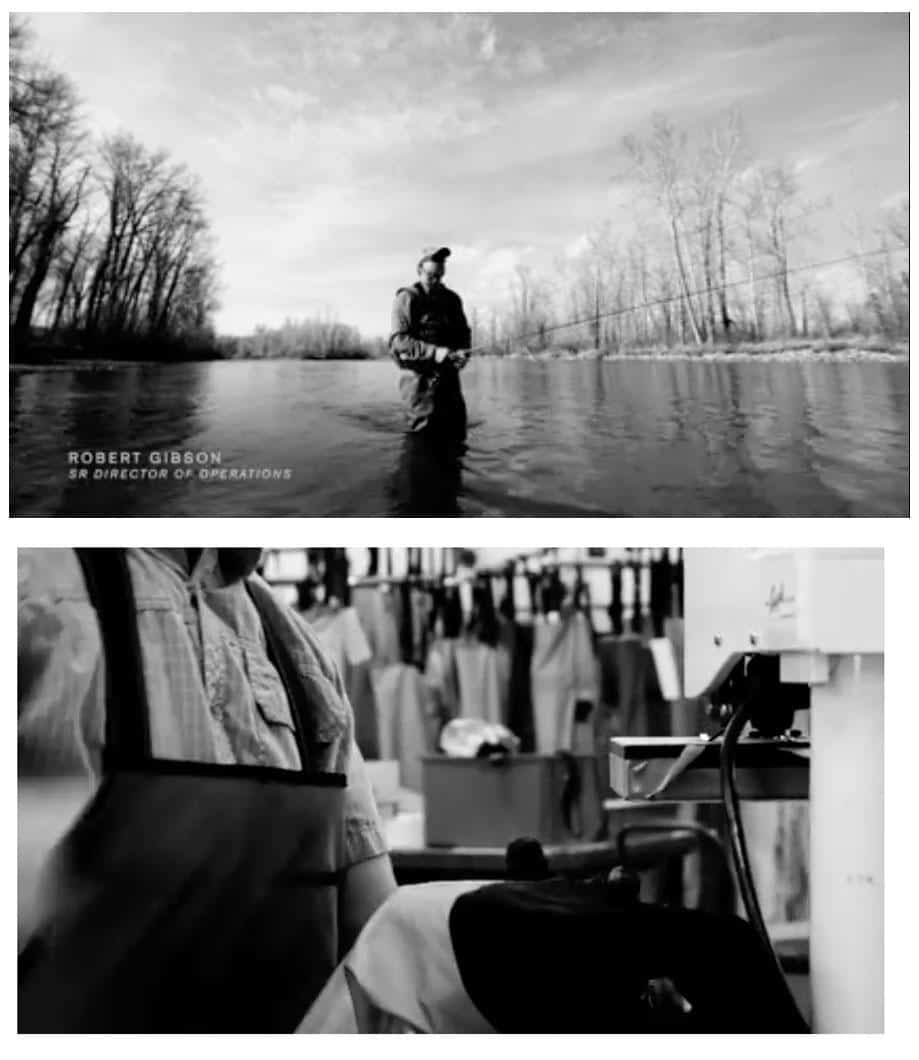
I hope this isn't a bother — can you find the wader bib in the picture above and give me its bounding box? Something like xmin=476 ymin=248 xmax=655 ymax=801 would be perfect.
xmin=397 ymin=283 xmax=467 ymax=436
xmin=19 ymin=549 xmax=345 ymax=1032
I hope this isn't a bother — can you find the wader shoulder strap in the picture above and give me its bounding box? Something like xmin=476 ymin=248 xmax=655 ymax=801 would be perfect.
xmin=75 ymin=548 xmax=151 ymax=764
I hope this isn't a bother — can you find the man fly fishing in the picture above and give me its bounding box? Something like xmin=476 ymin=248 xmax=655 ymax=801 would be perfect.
xmin=389 ymin=246 xmax=472 ymax=440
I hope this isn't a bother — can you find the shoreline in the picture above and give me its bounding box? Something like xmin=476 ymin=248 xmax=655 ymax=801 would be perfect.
xmin=509 ymin=348 xmax=909 ymax=364
xmin=10 ymin=335 xmax=909 ymax=371
xmin=11 ymin=348 xmax=908 ymax=370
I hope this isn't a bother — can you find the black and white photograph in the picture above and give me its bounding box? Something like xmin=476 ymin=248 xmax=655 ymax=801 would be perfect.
xmin=9 ymin=12 xmax=909 ymax=517
xmin=17 ymin=546 xmax=883 ymax=1032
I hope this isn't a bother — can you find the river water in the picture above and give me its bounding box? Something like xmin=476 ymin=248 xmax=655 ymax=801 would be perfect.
xmin=11 ymin=356 xmax=909 ymax=517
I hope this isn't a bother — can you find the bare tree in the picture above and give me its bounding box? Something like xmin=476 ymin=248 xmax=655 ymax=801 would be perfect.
xmin=624 ymin=115 xmax=704 ymax=345
xmin=736 ymin=176 xmax=766 ymax=339
xmin=753 ymin=163 xmax=801 ymax=336
xmin=9 ymin=15 xmax=89 ymax=345
xmin=872 ymin=198 xmax=909 ymax=337
xmin=705 ymin=107 xmax=747 ymax=337
xmin=81 ymin=133 xmax=217 ymax=347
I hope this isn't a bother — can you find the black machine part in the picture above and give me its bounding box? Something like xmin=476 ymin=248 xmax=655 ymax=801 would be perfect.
xmin=708 ymin=654 xmax=810 ymax=737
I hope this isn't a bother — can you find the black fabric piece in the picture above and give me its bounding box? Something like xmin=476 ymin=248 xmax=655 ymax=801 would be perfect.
xmin=20 ymin=549 xmax=345 ymax=1032
xmin=650 ymin=554 xmax=671 ymax=637
xmin=609 ymin=563 xmax=623 ymax=636
xmin=323 ymin=549 xmax=350 ymax=607
xmin=411 ymin=586 xmax=431 ymax=670
xmin=630 ymin=562 xmax=644 ymax=634
xmin=672 ymin=553 xmax=684 ymax=615
xmin=428 ymin=585 xmax=445 ymax=633
xmin=526 ymin=573 xmax=539 ymax=616
xmin=398 ymin=579 xmax=414 ymax=664
xmin=539 ymin=568 xmax=565 ymax=615
xmin=500 ymin=567 xmax=515 ymax=621
xmin=296 ymin=578 xmax=319 ymax=612
xmin=474 ymin=575 xmax=499 ymax=647
xmin=449 ymin=878 xmax=809 ymax=1033
xmin=597 ymin=636 xmax=620 ymax=711
xmin=506 ymin=622 xmax=535 ymax=753
xmin=443 ymin=585 xmax=463 ymax=639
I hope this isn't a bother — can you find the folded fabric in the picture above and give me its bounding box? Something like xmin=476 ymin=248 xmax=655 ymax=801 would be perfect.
xmin=298 ymin=881 xmax=494 ymax=1033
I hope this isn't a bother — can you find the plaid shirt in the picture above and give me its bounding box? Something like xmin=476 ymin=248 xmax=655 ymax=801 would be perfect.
xmin=18 ymin=548 xmax=386 ymax=869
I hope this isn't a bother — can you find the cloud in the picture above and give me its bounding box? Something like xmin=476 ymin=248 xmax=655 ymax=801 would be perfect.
xmin=23 ymin=11 xmax=907 ymax=336
xmin=793 ymin=153 xmax=828 ymax=174
xmin=260 ymin=83 xmax=320 ymax=113
xmin=480 ymin=26 xmax=497 ymax=61
xmin=516 ymin=45 xmax=547 ymax=76
xmin=480 ymin=247 xmax=524 ymax=279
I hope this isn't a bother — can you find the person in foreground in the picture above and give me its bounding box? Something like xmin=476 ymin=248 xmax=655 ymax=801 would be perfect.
xmin=388 ymin=246 xmax=473 ymax=515
xmin=389 ymin=245 xmax=472 ymax=439
xmin=17 ymin=547 xmax=396 ymax=1032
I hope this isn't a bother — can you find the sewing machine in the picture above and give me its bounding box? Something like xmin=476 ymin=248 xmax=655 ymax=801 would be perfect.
xmin=609 ymin=548 xmax=883 ymax=1033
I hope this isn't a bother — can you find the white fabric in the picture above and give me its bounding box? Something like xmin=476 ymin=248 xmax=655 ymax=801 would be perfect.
xmin=298 ymin=881 xmax=494 ymax=1033
xmin=454 ymin=640 xmax=502 ymax=725
xmin=372 ymin=664 xmax=433 ymax=792
xmin=306 ymin=606 xmax=372 ymax=679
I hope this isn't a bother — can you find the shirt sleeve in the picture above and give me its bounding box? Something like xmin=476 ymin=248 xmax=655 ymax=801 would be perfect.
xmin=389 ymin=288 xmax=439 ymax=365
xmin=18 ymin=549 xmax=105 ymax=777
xmin=343 ymin=741 xmax=389 ymax=868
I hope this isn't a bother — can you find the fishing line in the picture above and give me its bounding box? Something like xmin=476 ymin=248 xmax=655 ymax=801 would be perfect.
xmin=468 ymin=244 xmax=908 ymax=353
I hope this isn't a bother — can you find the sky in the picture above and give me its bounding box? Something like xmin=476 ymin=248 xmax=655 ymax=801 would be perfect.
xmin=23 ymin=11 xmax=909 ymax=337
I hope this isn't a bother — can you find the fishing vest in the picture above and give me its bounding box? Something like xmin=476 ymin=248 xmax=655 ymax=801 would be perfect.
xmin=402 ymin=282 xmax=465 ymax=348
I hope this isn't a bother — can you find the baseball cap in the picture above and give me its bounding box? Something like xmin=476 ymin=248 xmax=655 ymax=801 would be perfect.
xmin=419 ymin=245 xmax=451 ymax=265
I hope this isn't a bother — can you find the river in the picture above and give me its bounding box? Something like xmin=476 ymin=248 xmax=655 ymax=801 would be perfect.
xmin=10 ymin=356 xmax=909 ymax=517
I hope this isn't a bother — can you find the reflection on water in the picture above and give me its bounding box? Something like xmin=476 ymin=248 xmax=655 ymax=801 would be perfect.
xmin=388 ymin=434 xmax=466 ymax=517
xmin=11 ymin=357 xmax=909 ymax=516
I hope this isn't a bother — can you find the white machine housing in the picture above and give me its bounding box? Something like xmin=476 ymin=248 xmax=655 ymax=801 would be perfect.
xmin=682 ymin=547 xmax=884 ymax=1034
xmin=684 ymin=547 xmax=883 ymax=697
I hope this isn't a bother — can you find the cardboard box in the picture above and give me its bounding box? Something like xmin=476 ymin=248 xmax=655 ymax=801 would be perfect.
xmin=422 ymin=754 xmax=607 ymax=848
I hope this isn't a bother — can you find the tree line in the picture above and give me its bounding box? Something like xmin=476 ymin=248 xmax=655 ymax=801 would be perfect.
xmin=472 ymin=109 xmax=908 ymax=354
xmin=219 ymin=318 xmax=387 ymax=361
